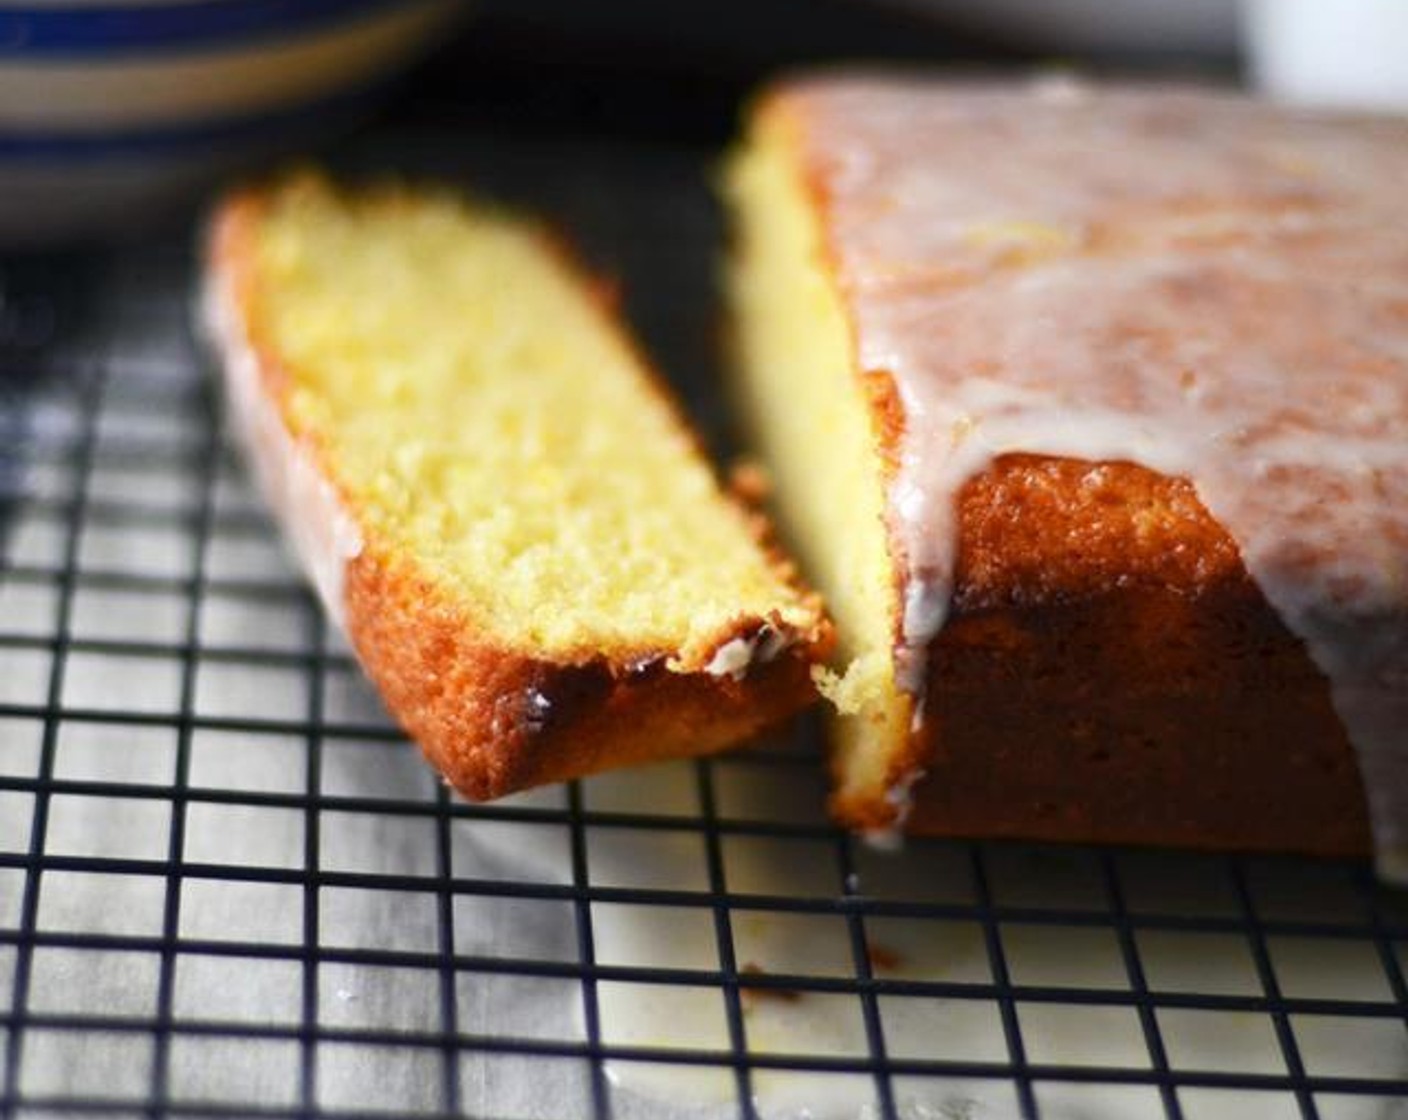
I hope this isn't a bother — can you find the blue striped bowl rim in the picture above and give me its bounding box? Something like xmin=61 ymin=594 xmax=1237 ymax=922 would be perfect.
xmin=0 ymin=80 xmax=388 ymax=162
xmin=0 ymin=0 xmax=425 ymax=56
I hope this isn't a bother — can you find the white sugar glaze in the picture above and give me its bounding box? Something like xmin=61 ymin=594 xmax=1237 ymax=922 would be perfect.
xmin=202 ymin=249 xmax=364 ymax=632
xmin=790 ymin=77 xmax=1408 ymax=875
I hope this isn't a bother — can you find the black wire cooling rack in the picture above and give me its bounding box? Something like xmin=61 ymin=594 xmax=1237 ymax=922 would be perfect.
xmin=2 ymin=131 xmax=1408 ymax=1120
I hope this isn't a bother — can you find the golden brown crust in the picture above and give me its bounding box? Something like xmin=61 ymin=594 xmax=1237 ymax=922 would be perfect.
xmin=206 ymin=179 xmax=829 ymax=801
xmin=345 ymin=545 xmax=821 ymax=799
xmin=951 ymin=456 xmax=1246 ymax=609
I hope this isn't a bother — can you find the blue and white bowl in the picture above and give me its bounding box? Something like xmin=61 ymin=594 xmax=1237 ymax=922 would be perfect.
xmin=0 ymin=0 xmax=463 ymax=245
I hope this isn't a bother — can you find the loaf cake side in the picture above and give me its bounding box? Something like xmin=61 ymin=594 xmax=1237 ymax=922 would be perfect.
xmin=727 ymin=76 xmax=1407 ymax=860
xmin=914 ymin=456 xmax=1369 ymax=855
xmin=204 ymin=175 xmax=830 ymax=800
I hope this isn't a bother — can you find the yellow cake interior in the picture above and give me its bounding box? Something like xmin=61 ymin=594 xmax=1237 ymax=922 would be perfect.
xmin=246 ymin=174 xmax=818 ymax=664
xmin=723 ymin=117 xmax=910 ymax=810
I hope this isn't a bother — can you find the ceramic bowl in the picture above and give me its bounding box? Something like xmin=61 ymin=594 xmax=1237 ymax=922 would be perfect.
xmin=0 ymin=0 xmax=463 ymax=245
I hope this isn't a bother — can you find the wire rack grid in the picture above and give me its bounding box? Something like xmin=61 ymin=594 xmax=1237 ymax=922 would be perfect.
xmin=2 ymin=132 xmax=1408 ymax=1120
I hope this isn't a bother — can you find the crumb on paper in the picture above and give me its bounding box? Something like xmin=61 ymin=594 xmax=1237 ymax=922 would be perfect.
xmin=866 ymin=943 xmax=902 ymax=973
xmin=739 ymin=962 xmax=803 ymax=1012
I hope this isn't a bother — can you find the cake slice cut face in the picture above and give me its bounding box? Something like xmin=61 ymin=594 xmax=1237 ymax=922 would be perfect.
xmin=726 ymin=76 xmax=1408 ymax=869
xmin=204 ymin=174 xmax=828 ymax=799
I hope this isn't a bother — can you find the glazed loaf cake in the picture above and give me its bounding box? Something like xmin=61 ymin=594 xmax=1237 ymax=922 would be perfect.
xmin=725 ymin=76 xmax=1408 ymax=870
xmin=203 ymin=174 xmax=828 ymax=799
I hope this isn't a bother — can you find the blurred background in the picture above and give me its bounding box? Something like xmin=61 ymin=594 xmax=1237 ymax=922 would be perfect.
xmin=1 ymin=0 xmax=1405 ymax=246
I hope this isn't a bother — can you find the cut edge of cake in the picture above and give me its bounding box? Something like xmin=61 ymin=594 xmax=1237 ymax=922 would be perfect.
xmin=723 ymin=95 xmax=919 ymax=835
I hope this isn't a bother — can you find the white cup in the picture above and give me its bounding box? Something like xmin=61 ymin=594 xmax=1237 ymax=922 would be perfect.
xmin=1243 ymin=0 xmax=1408 ymax=111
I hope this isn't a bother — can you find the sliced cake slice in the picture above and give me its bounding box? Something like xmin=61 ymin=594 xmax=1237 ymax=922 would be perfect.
xmin=202 ymin=173 xmax=829 ymax=799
